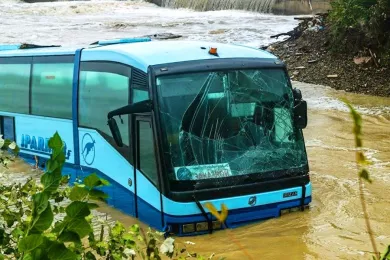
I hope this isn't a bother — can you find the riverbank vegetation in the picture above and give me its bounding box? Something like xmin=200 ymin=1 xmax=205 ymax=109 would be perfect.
xmin=269 ymin=0 xmax=390 ymax=97
xmin=329 ymin=0 xmax=390 ymax=65
xmin=0 ymin=133 xmax=213 ymax=260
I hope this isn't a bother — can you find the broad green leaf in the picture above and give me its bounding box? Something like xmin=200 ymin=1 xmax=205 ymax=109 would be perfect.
xmin=22 ymin=254 xmax=33 ymax=260
xmin=18 ymin=234 xmax=44 ymax=253
xmin=31 ymin=202 xmax=53 ymax=232
xmin=83 ymin=174 xmax=101 ymax=189
xmin=87 ymin=203 xmax=99 ymax=210
xmin=0 ymin=253 xmax=4 ymax=260
xmin=67 ymin=218 xmax=93 ymax=238
xmin=58 ymin=231 xmax=81 ymax=246
xmin=52 ymin=220 xmax=68 ymax=234
xmin=26 ymin=247 xmax=49 ymax=260
xmin=89 ymin=189 xmax=108 ymax=201
xmin=48 ymin=132 xmax=63 ymax=152
xmin=47 ymin=243 xmax=78 ymax=260
xmin=66 ymin=201 xmax=90 ymax=219
xmin=69 ymin=186 xmax=89 ymax=201
xmin=32 ymin=192 xmax=50 ymax=215
xmin=46 ymin=162 xmax=65 ymax=177
xmin=100 ymin=178 xmax=110 ymax=186
xmin=41 ymin=171 xmax=62 ymax=194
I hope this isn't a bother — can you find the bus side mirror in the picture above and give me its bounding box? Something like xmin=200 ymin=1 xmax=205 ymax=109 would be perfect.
xmin=294 ymin=100 xmax=307 ymax=129
xmin=107 ymin=100 xmax=153 ymax=119
xmin=107 ymin=100 xmax=153 ymax=147
xmin=108 ymin=118 xmax=123 ymax=147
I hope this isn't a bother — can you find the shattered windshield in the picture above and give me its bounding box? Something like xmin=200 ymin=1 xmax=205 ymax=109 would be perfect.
xmin=156 ymin=69 xmax=307 ymax=182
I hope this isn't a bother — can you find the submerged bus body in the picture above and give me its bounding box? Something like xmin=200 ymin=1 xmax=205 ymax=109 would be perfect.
xmin=0 ymin=39 xmax=311 ymax=236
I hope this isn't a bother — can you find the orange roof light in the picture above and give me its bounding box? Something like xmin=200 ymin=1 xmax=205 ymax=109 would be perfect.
xmin=209 ymin=47 xmax=218 ymax=56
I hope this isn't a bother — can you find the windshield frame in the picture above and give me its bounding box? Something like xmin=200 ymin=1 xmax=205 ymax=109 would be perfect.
xmin=148 ymin=58 xmax=309 ymax=202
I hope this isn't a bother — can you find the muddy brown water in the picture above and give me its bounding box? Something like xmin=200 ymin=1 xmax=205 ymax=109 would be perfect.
xmin=1 ymin=1 xmax=389 ymax=259
xmin=1 ymin=82 xmax=389 ymax=260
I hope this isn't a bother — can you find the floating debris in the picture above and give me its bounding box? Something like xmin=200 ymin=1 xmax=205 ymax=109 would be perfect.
xmin=143 ymin=33 xmax=182 ymax=40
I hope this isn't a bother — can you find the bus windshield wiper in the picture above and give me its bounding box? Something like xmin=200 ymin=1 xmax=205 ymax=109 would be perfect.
xmin=192 ymin=194 xmax=213 ymax=234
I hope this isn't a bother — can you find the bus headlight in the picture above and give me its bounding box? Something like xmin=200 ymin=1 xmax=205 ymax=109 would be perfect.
xmin=196 ymin=222 xmax=208 ymax=232
xmin=212 ymin=221 xmax=222 ymax=230
xmin=182 ymin=221 xmax=223 ymax=233
xmin=182 ymin=223 xmax=195 ymax=233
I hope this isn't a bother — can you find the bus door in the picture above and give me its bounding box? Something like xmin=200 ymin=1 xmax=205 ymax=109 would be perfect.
xmin=78 ymin=61 xmax=136 ymax=216
xmin=134 ymin=115 xmax=164 ymax=230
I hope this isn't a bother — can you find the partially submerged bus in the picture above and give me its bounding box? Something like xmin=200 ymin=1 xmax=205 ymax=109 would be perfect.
xmin=0 ymin=39 xmax=310 ymax=235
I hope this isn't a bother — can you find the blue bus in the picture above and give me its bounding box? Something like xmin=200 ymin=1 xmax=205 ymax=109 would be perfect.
xmin=0 ymin=39 xmax=310 ymax=236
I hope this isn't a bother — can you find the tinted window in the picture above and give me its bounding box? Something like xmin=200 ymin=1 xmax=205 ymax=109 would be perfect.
xmin=31 ymin=57 xmax=74 ymax=119
xmin=0 ymin=116 xmax=15 ymax=141
xmin=79 ymin=62 xmax=131 ymax=154
xmin=0 ymin=60 xmax=30 ymax=114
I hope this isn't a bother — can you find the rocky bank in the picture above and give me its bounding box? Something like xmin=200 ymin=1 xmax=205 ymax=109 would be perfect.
xmin=267 ymin=15 xmax=390 ymax=97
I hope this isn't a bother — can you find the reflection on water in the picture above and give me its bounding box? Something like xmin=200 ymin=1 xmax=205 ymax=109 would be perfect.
xmin=1 ymin=1 xmax=389 ymax=259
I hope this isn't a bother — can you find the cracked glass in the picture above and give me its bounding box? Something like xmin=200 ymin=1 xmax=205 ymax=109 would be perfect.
xmin=157 ymin=69 xmax=307 ymax=182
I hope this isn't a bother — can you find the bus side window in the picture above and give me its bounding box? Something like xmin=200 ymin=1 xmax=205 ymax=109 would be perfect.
xmin=0 ymin=59 xmax=30 ymax=114
xmin=131 ymin=69 xmax=148 ymax=103
xmin=31 ymin=56 xmax=74 ymax=119
xmin=79 ymin=62 xmax=131 ymax=160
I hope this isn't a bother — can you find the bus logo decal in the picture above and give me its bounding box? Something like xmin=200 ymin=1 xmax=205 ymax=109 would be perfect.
xmin=21 ymin=134 xmax=71 ymax=160
xmin=248 ymin=196 xmax=257 ymax=206
xmin=81 ymin=133 xmax=95 ymax=165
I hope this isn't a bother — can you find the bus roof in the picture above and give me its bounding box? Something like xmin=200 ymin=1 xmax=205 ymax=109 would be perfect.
xmin=0 ymin=40 xmax=277 ymax=71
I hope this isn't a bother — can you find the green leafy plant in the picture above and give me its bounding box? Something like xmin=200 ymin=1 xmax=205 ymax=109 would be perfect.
xmin=328 ymin=0 xmax=390 ymax=59
xmin=0 ymin=135 xmax=19 ymax=168
xmin=344 ymin=101 xmax=390 ymax=260
xmin=0 ymin=132 xmax=213 ymax=260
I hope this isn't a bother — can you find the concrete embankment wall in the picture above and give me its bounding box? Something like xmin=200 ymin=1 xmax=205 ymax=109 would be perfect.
xmin=147 ymin=0 xmax=331 ymax=15
xmin=23 ymin=0 xmax=331 ymax=15
xmin=272 ymin=0 xmax=331 ymax=15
